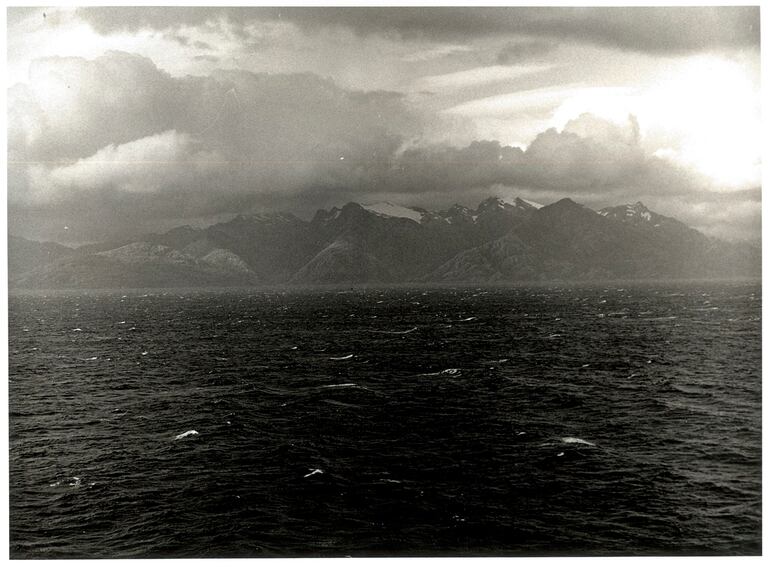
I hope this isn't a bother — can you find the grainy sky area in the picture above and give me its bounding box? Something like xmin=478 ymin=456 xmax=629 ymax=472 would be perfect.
xmin=6 ymin=5 xmax=761 ymax=243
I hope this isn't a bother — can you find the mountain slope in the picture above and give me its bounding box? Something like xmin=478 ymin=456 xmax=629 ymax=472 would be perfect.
xmin=426 ymin=198 xmax=759 ymax=282
xmin=8 ymin=235 xmax=73 ymax=276
xmin=11 ymin=242 xmax=257 ymax=289
xmin=8 ymin=195 xmax=759 ymax=288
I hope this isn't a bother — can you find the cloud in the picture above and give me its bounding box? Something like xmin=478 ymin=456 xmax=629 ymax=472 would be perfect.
xmin=401 ymin=44 xmax=474 ymax=63
xmin=74 ymin=6 xmax=760 ymax=54
xmin=8 ymin=50 xmax=757 ymax=244
xmin=49 ymin=130 xmax=223 ymax=194
xmin=8 ymin=51 xmax=423 ymax=241
xmin=388 ymin=114 xmax=650 ymax=196
xmin=9 ymin=51 xmax=178 ymax=161
xmin=496 ymin=40 xmax=557 ymax=64
xmin=412 ymin=64 xmax=551 ymax=91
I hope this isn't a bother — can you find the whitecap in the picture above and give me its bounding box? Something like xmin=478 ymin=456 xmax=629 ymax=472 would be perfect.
xmin=72 ymin=328 xmax=83 ymax=332
xmin=304 ymin=468 xmax=324 ymax=478
xmin=420 ymin=368 xmax=461 ymax=377
xmin=374 ymin=326 xmax=418 ymax=335
xmin=84 ymin=356 xmax=98 ymax=361
xmin=456 ymin=316 xmax=477 ymax=322
xmin=321 ymin=383 xmax=358 ymax=388
xmin=561 ymin=437 xmax=595 ymax=446
xmin=174 ymin=430 xmax=199 ymax=440
xmin=329 ymin=354 xmax=354 ymax=360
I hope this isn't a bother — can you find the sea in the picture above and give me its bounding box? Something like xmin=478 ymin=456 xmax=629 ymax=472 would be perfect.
xmin=8 ymin=282 xmax=762 ymax=557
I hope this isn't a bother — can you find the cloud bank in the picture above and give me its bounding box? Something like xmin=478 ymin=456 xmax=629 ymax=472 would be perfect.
xmin=72 ymin=7 xmax=760 ymax=55
xmin=7 ymin=49 xmax=759 ymax=243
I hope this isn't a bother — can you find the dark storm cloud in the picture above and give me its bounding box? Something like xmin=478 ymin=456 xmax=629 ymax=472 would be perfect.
xmin=74 ymin=6 xmax=760 ymax=54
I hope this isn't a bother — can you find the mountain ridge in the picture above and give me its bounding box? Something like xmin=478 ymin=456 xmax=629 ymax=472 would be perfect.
xmin=8 ymin=196 xmax=760 ymax=289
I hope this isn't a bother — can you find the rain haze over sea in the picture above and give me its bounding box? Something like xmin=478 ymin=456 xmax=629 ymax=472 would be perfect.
xmin=8 ymin=283 xmax=761 ymax=557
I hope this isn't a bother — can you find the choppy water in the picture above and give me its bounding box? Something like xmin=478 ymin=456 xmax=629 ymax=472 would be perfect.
xmin=8 ymin=283 xmax=761 ymax=557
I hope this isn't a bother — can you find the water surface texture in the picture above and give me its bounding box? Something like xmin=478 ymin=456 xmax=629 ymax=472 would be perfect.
xmin=9 ymin=283 xmax=761 ymax=557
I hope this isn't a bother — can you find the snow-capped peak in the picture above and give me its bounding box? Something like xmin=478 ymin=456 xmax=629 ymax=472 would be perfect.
xmin=624 ymin=202 xmax=652 ymax=221
xmin=600 ymin=202 xmax=658 ymax=224
xmin=361 ymin=202 xmax=423 ymax=223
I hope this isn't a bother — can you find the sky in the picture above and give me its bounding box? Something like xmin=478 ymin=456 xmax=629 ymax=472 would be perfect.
xmin=6 ymin=5 xmax=762 ymax=244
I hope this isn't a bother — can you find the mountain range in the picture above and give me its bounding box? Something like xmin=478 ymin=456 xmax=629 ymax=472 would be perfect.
xmin=8 ymin=196 xmax=760 ymax=289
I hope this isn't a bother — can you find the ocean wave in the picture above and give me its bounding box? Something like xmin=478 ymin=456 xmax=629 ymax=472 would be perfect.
xmin=174 ymin=430 xmax=199 ymax=440
xmin=561 ymin=437 xmax=596 ymax=447
xmin=419 ymin=368 xmax=461 ymax=377
xmin=372 ymin=327 xmax=418 ymax=335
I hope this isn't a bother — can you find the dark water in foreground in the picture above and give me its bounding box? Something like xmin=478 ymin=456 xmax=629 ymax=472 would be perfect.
xmin=8 ymin=283 xmax=761 ymax=557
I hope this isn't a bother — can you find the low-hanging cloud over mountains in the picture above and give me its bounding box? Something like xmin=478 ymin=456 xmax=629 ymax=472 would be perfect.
xmin=8 ymin=50 xmax=759 ymax=244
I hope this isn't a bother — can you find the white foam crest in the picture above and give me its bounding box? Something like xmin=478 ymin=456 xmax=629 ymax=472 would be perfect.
xmin=174 ymin=430 xmax=199 ymax=440
xmin=329 ymin=354 xmax=354 ymax=360
xmin=375 ymin=326 xmax=418 ymax=334
xmin=561 ymin=437 xmax=595 ymax=446
xmin=420 ymin=368 xmax=461 ymax=377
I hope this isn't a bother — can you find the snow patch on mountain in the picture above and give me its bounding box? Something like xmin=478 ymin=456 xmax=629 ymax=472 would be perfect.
xmin=495 ymin=196 xmax=544 ymax=210
xmin=518 ymin=198 xmax=544 ymax=210
xmin=362 ymin=202 xmax=423 ymax=223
